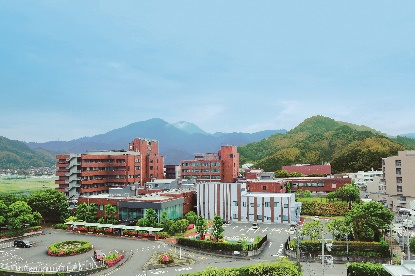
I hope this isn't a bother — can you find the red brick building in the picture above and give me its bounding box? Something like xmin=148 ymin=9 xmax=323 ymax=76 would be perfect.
xmin=287 ymin=176 xmax=351 ymax=193
xmin=282 ymin=164 xmax=331 ymax=175
xmin=180 ymin=145 xmax=239 ymax=183
xmin=56 ymin=138 xmax=164 ymax=198
xmin=246 ymin=180 xmax=287 ymax=193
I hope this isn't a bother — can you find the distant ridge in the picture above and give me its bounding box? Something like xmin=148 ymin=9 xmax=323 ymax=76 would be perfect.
xmin=26 ymin=118 xmax=286 ymax=164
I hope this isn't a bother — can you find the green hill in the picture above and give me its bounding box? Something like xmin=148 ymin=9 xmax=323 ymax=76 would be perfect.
xmin=238 ymin=115 xmax=410 ymax=173
xmin=0 ymin=136 xmax=55 ymax=169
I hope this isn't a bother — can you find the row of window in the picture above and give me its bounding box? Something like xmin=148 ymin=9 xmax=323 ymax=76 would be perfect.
xmin=182 ymin=169 xmax=220 ymax=173
xmin=232 ymin=214 xmax=286 ymax=220
xmin=182 ymin=162 xmax=221 ymax=167
xmin=233 ymin=201 xmax=288 ymax=208
xmin=182 ymin=175 xmax=221 ymax=179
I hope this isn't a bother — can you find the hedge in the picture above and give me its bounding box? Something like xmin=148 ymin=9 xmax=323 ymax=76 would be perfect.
xmin=0 ymin=226 xmax=42 ymax=239
xmin=347 ymin=262 xmax=389 ymax=276
xmin=300 ymin=201 xmax=350 ymax=216
xmin=178 ymin=235 xmax=267 ymax=252
xmin=300 ymin=240 xmax=390 ymax=258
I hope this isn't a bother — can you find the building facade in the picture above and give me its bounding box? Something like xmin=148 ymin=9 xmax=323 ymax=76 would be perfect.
xmin=196 ymin=182 xmax=301 ymax=224
xmin=56 ymin=138 xmax=164 ymax=198
xmin=180 ymin=145 xmax=239 ymax=183
xmin=383 ymin=151 xmax=415 ymax=211
xmin=288 ymin=176 xmax=351 ymax=193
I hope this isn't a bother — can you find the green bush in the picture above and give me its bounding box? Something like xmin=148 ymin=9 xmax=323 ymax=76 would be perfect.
xmin=300 ymin=240 xmax=390 ymax=258
xmin=301 ymin=201 xmax=350 ymax=216
xmin=347 ymin=262 xmax=389 ymax=276
xmin=53 ymin=223 xmax=68 ymax=230
xmin=182 ymin=257 xmax=299 ymax=276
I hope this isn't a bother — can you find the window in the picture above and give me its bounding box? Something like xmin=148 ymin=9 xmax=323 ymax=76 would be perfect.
xmin=397 ymin=177 xmax=403 ymax=184
xmin=284 ymin=204 xmax=288 ymax=208
xmin=193 ymin=162 xmax=201 ymax=167
xmin=100 ymin=205 xmax=104 ymax=211
xmin=264 ymin=202 xmax=270 ymax=207
xmin=192 ymin=169 xmax=200 ymax=173
xmin=396 ymin=160 xmax=402 ymax=166
xmin=202 ymin=175 xmax=210 ymax=179
xmin=262 ymin=186 xmax=267 ymax=191
xmin=202 ymin=169 xmax=210 ymax=173
xmin=135 ymin=166 xmax=140 ymax=170
xmin=233 ymin=214 xmax=237 ymax=219
xmin=250 ymin=203 xmax=255 ymax=207
xmin=233 ymin=201 xmax=238 ymax=206
xmin=396 ymin=168 xmax=401 ymax=175
xmin=182 ymin=163 xmax=190 ymax=167
xmin=257 ymin=215 xmax=262 ymax=220
xmin=274 ymin=202 xmax=279 ymax=207
xmin=242 ymin=202 xmax=246 ymax=207
xmin=397 ymin=186 xmax=403 ymax=193
xmin=150 ymin=166 xmax=153 ymax=170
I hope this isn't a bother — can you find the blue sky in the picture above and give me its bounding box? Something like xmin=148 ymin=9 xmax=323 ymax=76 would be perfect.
xmin=1 ymin=1 xmax=415 ymax=142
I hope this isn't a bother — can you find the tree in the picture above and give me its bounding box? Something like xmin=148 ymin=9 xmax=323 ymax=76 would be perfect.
xmin=345 ymin=201 xmax=393 ymax=242
xmin=211 ymin=215 xmax=224 ymax=242
xmin=27 ymin=189 xmax=70 ymax=223
xmin=160 ymin=211 xmax=169 ymax=230
xmin=286 ymin=182 xmax=291 ymax=193
xmin=104 ymin=204 xmax=117 ymax=224
xmin=76 ymin=203 xmax=88 ymax=221
xmin=85 ymin=204 xmax=98 ymax=223
xmin=184 ymin=211 xmax=197 ymax=224
xmin=327 ymin=219 xmax=352 ymax=241
xmin=175 ymin=219 xmax=189 ymax=233
xmin=335 ymin=184 xmax=359 ymax=203
xmin=410 ymin=237 xmax=415 ymax=254
xmin=0 ymin=200 xmax=7 ymax=226
xmin=275 ymin=170 xmax=290 ymax=178
xmin=144 ymin=208 xmax=158 ymax=227
xmin=301 ymin=220 xmax=323 ymax=241
xmin=7 ymin=201 xmax=39 ymax=229
xmin=196 ymin=215 xmax=208 ymax=238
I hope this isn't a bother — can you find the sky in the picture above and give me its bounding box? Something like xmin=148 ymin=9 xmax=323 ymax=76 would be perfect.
xmin=1 ymin=1 xmax=415 ymax=143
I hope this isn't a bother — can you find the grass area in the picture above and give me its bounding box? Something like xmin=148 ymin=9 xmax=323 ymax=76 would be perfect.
xmin=297 ymin=197 xmax=328 ymax=203
xmin=0 ymin=177 xmax=56 ymax=195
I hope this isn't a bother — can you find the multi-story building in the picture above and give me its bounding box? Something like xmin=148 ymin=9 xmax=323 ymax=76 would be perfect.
xmin=180 ymin=145 xmax=239 ymax=183
xmin=164 ymin=164 xmax=180 ymax=179
xmin=383 ymin=151 xmax=415 ymax=211
xmin=347 ymin=170 xmax=383 ymax=188
xmin=56 ymin=138 xmax=164 ymax=198
xmin=282 ymin=164 xmax=332 ymax=176
xmin=196 ymin=182 xmax=301 ymax=224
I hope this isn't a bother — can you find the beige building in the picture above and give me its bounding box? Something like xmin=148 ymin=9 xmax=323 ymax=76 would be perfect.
xmin=383 ymin=151 xmax=415 ymax=211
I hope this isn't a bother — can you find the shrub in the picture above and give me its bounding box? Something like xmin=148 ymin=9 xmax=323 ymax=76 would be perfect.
xmin=347 ymin=262 xmax=389 ymax=276
xmin=54 ymin=224 xmax=68 ymax=230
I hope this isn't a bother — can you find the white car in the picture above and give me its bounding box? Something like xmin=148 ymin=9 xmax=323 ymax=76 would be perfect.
xmin=252 ymin=222 xmax=259 ymax=229
xmin=314 ymin=216 xmax=319 ymax=221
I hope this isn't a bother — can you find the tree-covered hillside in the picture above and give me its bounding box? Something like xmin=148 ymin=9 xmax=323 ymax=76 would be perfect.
xmin=238 ymin=115 xmax=410 ymax=173
xmin=0 ymin=136 xmax=55 ymax=169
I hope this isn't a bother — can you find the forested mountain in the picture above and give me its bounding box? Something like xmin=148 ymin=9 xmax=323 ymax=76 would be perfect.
xmin=238 ymin=115 xmax=411 ymax=173
xmin=0 ymin=136 xmax=55 ymax=169
xmin=26 ymin=118 xmax=285 ymax=165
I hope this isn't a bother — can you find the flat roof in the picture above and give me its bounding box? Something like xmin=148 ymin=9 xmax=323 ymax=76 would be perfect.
xmin=243 ymin=192 xmax=294 ymax=198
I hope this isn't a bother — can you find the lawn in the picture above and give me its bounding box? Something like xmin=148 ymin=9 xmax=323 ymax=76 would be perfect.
xmin=0 ymin=176 xmax=56 ymax=195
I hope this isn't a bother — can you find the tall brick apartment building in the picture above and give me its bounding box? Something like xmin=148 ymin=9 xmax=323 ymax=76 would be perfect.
xmin=56 ymin=138 xmax=164 ymax=198
xmin=180 ymin=145 xmax=239 ymax=183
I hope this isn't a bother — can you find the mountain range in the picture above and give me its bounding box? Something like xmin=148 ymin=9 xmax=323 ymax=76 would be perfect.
xmin=26 ymin=118 xmax=286 ymax=165
xmin=3 ymin=116 xmax=415 ymax=171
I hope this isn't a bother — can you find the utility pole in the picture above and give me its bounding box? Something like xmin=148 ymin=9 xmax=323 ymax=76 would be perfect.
xmin=296 ymin=225 xmax=301 ymax=275
xmin=322 ymin=229 xmax=325 ymax=276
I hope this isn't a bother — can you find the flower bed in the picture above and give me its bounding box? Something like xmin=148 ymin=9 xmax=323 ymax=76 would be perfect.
xmin=104 ymin=253 xmax=124 ymax=267
xmin=158 ymin=252 xmax=174 ymax=264
xmin=47 ymin=240 xmax=92 ymax=257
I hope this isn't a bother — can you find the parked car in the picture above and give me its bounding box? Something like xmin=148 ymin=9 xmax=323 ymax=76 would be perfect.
xmin=313 ymin=216 xmax=320 ymax=221
xmin=252 ymin=222 xmax=259 ymax=229
xmin=94 ymin=249 xmax=105 ymax=261
xmin=14 ymin=239 xmax=33 ymax=248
